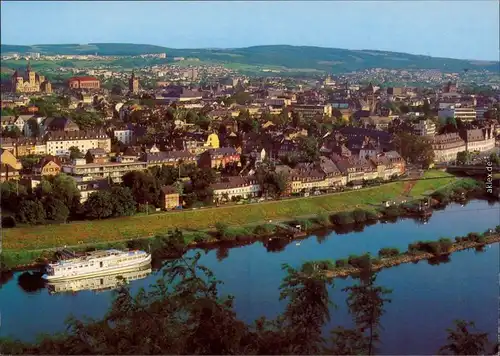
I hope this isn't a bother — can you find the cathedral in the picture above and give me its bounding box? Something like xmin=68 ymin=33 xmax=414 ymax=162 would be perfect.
xmin=11 ymin=62 xmax=52 ymax=94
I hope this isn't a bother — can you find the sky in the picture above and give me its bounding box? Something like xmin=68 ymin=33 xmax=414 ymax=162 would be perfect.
xmin=1 ymin=1 xmax=499 ymax=61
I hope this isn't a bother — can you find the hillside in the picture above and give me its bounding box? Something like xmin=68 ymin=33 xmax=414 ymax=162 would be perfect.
xmin=2 ymin=43 xmax=498 ymax=73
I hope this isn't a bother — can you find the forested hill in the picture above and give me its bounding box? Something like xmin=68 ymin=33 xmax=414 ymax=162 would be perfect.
xmin=1 ymin=43 xmax=498 ymax=72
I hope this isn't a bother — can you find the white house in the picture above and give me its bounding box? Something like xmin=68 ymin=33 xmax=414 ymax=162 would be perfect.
xmin=45 ymin=131 xmax=111 ymax=156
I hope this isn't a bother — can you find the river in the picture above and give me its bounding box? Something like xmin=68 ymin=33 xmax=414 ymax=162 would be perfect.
xmin=1 ymin=200 xmax=499 ymax=354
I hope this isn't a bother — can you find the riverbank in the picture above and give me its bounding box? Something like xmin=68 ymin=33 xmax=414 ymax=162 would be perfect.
xmin=2 ymin=175 xmax=489 ymax=271
xmin=1 ymin=171 xmax=458 ymax=252
xmin=322 ymin=232 xmax=500 ymax=279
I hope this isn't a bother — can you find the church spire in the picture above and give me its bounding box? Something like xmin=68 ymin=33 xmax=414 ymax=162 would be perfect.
xmin=27 ymin=59 xmax=32 ymax=72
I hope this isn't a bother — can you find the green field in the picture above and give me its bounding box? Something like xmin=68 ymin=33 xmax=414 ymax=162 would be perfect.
xmin=409 ymin=170 xmax=457 ymax=196
xmin=4 ymin=182 xmax=409 ymax=251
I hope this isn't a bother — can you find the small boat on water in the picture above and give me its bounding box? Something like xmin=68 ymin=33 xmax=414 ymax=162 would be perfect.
xmin=42 ymin=249 xmax=152 ymax=282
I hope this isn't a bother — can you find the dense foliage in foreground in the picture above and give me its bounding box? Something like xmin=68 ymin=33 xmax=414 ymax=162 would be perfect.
xmin=0 ymin=253 xmax=496 ymax=355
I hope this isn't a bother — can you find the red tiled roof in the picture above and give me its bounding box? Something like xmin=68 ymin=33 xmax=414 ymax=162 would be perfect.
xmin=68 ymin=76 xmax=99 ymax=82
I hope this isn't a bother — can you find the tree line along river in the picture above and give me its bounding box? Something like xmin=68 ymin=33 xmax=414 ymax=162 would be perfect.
xmin=0 ymin=199 xmax=499 ymax=355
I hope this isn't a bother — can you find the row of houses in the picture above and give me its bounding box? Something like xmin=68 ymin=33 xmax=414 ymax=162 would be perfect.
xmin=158 ymin=151 xmax=405 ymax=209
xmin=8 ymin=144 xmax=240 ymax=184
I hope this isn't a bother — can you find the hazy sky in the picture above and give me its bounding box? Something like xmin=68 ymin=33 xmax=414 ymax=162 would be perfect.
xmin=1 ymin=1 xmax=499 ymax=60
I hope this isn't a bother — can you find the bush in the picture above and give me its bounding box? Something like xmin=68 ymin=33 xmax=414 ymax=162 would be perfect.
xmin=253 ymin=224 xmax=276 ymax=236
xmin=296 ymin=218 xmax=313 ymax=230
xmin=1 ymin=215 xmax=16 ymax=228
xmin=365 ymin=210 xmax=379 ymax=220
xmin=438 ymin=238 xmax=453 ymax=253
xmin=315 ymin=213 xmax=331 ymax=227
xmin=352 ymin=209 xmax=367 ymax=223
xmin=383 ymin=206 xmax=404 ymax=218
xmin=432 ymin=190 xmax=451 ymax=203
xmin=452 ymin=187 xmax=467 ymax=197
xmin=224 ymin=226 xmax=249 ymax=238
xmin=215 ymin=222 xmax=229 ymax=240
xmin=314 ymin=260 xmax=335 ymax=270
xmin=332 ymin=211 xmax=355 ymax=225
xmin=466 ymin=232 xmax=481 ymax=242
xmin=137 ymin=204 xmax=156 ymax=214
xmin=335 ymin=259 xmax=347 ymax=268
xmin=347 ymin=254 xmax=371 ymax=269
xmin=16 ymin=199 xmax=46 ymax=225
xmin=126 ymin=238 xmax=151 ymax=251
xmin=192 ymin=232 xmax=210 ymax=243
xmin=378 ymin=247 xmax=400 ymax=258
xmin=408 ymin=243 xmax=421 ymax=255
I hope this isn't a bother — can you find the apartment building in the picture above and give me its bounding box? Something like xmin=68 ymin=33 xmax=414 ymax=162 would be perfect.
xmin=45 ymin=131 xmax=111 ymax=156
xmin=413 ymin=119 xmax=436 ymax=137
xmin=438 ymin=107 xmax=477 ymax=122
xmin=62 ymin=158 xmax=147 ymax=183
xmin=290 ymin=104 xmax=333 ymax=119
xmin=210 ymin=176 xmax=261 ymax=202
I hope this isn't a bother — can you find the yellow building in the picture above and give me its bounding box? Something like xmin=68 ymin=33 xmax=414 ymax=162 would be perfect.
xmin=0 ymin=148 xmax=22 ymax=181
xmin=35 ymin=157 xmax=61 ymax=177
xmin=204 ymin=133 xmax=220 ymax=149
xmin=11 ymin=62 xmax=52 ymax=93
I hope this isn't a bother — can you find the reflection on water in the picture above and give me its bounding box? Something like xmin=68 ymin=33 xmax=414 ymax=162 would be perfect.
xmin=17 ymin=271 xmax=45 ymax=293
xmin=47 ymin=266 xmax=153 ymax=295
xmin=17 ymin=266 xmax=152 ymax=295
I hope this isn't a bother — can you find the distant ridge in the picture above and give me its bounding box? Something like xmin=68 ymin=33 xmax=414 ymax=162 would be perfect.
xmin=1 ymin=43 xmax=498 ymax=73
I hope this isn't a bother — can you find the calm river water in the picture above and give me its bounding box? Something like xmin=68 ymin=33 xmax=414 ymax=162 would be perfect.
xmin=1 ymin=200 xmax=499 ymax=354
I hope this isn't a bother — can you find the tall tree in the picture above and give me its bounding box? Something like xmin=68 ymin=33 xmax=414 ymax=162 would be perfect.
xmin=122 ymin=171 xmax=160 ymax=206
xmin=394 ymin=132 xmax=435 ymax=168
xmin=109 ymin=187 xmax=137 ymax=217
xmin=279 ymin=262 xmax=335 ymax=354
xmin=69 ymin=146 xmax=84 ymax=160
xmin=337 ymin=272 xmax=392 ymax=355
xmin=16 ymin=199 xmax=46 ymax=224
xmin=84 ymin=191 xmax=114 ymax=219
xmin=44 ymin=197 xmax=70 ymax=223
xmin=439 ymin=320 xmax=491 ymax=355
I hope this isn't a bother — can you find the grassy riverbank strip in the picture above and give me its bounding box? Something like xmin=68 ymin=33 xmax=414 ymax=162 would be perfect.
xmin=1 ymin=171 xmax=459 ymax=251
xmin=321 ymin=231 xmax=500 ymax=279
xmin=1 ymin=176 xmax=489 ymax=271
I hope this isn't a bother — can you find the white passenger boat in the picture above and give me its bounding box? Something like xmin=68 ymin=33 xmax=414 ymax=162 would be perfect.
xmin=41 ymin=249 xmax=152 ymax=282
xmin=46 ymin=267 xmax=152 ymax=295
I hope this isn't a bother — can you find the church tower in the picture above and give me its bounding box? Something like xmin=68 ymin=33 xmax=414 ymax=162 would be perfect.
xmin=27 ymin=60 xmax=36 ymax=86
xmin=129 ymin=72 xmax=139 ymax=94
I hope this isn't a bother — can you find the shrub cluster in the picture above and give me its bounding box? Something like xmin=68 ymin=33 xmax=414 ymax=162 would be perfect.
xmin=408 ymin=238 xmax=453 ymax=255
xmin=378 ymin=247 xmax=400 ymax=258
xmin=253 ymin=224 xmax=277 ymax=236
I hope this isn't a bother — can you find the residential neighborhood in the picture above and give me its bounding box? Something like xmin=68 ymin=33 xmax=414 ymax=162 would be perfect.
xmin=1 ymin=59 xmax=500 ymax=219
